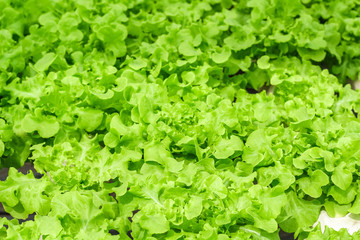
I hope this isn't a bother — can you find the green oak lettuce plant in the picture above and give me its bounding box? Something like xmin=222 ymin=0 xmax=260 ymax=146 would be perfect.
xmin=1 ymin=0 xmax=360 ymax=239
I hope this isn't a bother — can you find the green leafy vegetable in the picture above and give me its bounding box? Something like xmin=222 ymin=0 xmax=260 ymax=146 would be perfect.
xmin=1 ymin=0 xmax=360 ymax=239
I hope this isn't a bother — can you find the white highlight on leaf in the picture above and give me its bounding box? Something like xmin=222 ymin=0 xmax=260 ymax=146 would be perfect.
xmin=314 ymin=210 xmax=360 ymax=235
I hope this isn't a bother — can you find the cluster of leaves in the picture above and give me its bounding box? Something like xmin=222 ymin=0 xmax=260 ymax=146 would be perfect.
xmin=307 ymin=225 xmax=360 ymax=239
xmin=1 ymin=0 xmax=360 ymax=239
